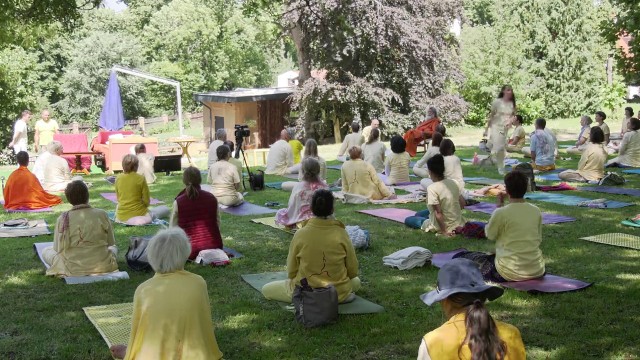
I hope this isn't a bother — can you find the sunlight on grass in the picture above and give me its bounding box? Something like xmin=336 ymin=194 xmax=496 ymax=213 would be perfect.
xmin=222 ymin=313 xmax=260 ymax=330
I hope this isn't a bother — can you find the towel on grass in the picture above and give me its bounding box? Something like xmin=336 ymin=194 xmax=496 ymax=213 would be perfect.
xmin=383 ymin=246 xmax=432 ymax=270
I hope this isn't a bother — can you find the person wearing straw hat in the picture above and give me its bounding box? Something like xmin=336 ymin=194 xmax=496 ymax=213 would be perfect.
xmin=418 ymin=258 xmax=526 ymax=360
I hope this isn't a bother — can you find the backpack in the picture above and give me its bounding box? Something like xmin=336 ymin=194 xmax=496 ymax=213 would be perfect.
xmin=126 ymin=236 xmax=152 ymax=271
xmin=514 ymin=163 xmax=536 ymax=192
xmin=599 ymin=172 xmax=625 ymax=186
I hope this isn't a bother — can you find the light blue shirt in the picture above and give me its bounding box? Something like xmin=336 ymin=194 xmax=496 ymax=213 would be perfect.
xmin=530 ymin=129 xmax=556 ymax=166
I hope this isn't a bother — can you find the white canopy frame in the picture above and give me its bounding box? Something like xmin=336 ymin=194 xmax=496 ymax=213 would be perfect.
xmin=111 ymin=65 xmax=184 ymax=136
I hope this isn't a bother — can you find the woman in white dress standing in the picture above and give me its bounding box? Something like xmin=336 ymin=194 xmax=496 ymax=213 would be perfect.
xmin=483 ymin=85 xmax=516 ymax=175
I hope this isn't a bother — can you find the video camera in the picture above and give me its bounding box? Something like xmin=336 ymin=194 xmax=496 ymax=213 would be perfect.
xmin=232 ymin=124 xmax=264 ymax=191
xmin=234 ymin=124 xmax=250 ymax=139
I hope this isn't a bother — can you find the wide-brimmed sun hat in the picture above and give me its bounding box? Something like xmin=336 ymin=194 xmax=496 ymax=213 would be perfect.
xmin=420 ymin=258 xmax=504 ymax=306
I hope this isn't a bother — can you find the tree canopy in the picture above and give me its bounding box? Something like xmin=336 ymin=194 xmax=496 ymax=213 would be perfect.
xmin=603 ymin=0 xmax=640 ymax=83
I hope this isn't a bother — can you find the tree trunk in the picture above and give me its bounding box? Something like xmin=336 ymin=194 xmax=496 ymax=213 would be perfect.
xmin=332 ymin=106 xmax=342 ymax=144
xmin=290 ymin=23 xmax=314 ymax=138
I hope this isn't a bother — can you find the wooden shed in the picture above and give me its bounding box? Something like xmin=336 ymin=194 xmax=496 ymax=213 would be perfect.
xmin=194 ymin=88 xmax=293 ymax=149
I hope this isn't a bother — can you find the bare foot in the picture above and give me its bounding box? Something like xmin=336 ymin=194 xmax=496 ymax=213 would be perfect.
xmin=110 ymin=344 xmax=127 ymax=359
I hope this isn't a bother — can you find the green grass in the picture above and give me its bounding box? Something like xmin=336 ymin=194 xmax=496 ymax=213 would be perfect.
xmin=1 ymin=134 xmax=640 ymax=359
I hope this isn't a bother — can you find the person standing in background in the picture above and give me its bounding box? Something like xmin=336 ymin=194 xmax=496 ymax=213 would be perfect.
xmin=9 ymin=110 xmax=31 ymax=154
xmin=34 ymin=109 xmax=59 ymax=153
xmin=484 ymin=85 xmax=516 ymax=175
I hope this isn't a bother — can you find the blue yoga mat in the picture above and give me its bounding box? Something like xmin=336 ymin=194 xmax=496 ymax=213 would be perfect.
xmin=623 ymin=169 xmax=640 ymax=175
xmin=524 ymin=192 xmax=633 ymax=208
xmin=536 ymin=173 xmax=561 ymax=181
xmin=580 ymin=186 xmax=640 ymax=197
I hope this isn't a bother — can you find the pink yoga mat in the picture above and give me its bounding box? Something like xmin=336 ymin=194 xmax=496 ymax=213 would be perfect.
xmin=100 ymin=193 xmax=163 ymax=205
xmin=431 ymin=248 xmax=592 ymax=294
xmin=0 ymin=200 xmax=53 ymax=213
xmin=465 ymin=202 xmax=576 ymax=224
xmin=358 ymin=208 xmax=417 ymax=223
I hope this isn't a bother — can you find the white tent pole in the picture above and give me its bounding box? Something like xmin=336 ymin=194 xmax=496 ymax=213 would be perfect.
xmin=111 ymin=65 xmax=184 ymax=136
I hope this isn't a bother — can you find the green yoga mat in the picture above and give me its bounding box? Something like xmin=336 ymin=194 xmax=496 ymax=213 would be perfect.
xmin=241 ymin=272 xmax=384 ymax=314
xmin=621 ymin=220 xmax=640 ymax=228
xmin=580 ymin=233 xmax=640 ymax=250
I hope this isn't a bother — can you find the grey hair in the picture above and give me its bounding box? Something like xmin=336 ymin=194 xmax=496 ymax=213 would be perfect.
xmin=147 ymin=228 xmax=191 ymax=273
xmin=581 ymin=115 xmax=593 ymax=125
xmin=303 ymin=139 xmax=319 ymax=158
xmin=47 ymin=141 xmax=63 ymax=154
xmin=428 ymin=107 xmax=438 ymax=118
xmin=215 ymin=129 xmax=227 ymax=140
xmin=301 ymin=157 xmax=321 ymax=183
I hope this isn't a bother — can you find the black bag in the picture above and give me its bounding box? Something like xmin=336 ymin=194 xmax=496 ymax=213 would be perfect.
xmin=126 ymin=236 xmax=152 ymax=271
xmin=514 ymin=163 xmax=536 ymax=192
xmin=292 ymin=278 xmax=338 ymax=328
xmin=248 ymin=170 xmax=265 ymax=191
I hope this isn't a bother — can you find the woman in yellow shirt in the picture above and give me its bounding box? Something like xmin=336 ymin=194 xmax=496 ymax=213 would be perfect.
xmin=341 ymin=146 xmax=395 ymax=201
xmin=383 ymin=135 xmax=411 ymax=185
xmin=110 ymin=228 xmax=223 ymax=360
xmin=418 ymin=258 xmax=526 ymax=360
xmin=262 ymin=189 xmax=361 ymax=303
xmin=454 ymin=171 xmax=544 ymax=282
xmin=559 ymin=127 xmax=607 ymax=182
xmin=115 ymin=154 xmax=169 ymax=225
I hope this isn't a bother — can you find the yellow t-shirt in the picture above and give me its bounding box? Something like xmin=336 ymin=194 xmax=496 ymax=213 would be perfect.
xmin=421 ymin=312 xmax=526 ymax=360
xmin=209 ymin=160 xmax=241 ymax=198
xmin=286 ymin=218 xmax=359 ymax=302
xmin=618 ymin=130 xmax=640 ymax=167
xmin=511 ymin=125 xmax=526 ymax=147
xmin=115 ymin=172 xmax=150 ymax=221
xmin=124 ymin=271 xmax=223 ymax=360
xmin=423 ymin=179 xmax=465 ymax=233
xmin=486 ymin=202 xmax=545 ymax=281
xmin=384 ymin=152 xmax=411 ymax=184
xmin=577 ymin=143 xmax=607 ymax=181
xmin=289 ymin=139 xmax=304 ymax=164
xmin=229 ymin=157 xmax=244 ymax=179
xmin=341 ymin=159 xmax=391 ymax=200
xmin=35 ymin=119 xmax=59 ymax=146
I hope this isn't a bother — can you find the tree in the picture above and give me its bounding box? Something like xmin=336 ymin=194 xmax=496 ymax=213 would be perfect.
xmin=603 ymin=0 xmax=640 ymax=83
xmin=246 ymin=0 xmax=468 ymax=140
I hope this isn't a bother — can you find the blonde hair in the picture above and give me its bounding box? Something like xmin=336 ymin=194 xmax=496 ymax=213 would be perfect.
xmin=122 ymin=154 xmax=139 ymax=173
xmin=303 ymin=139 xmax=319 ymax=158
xmin=47 ymin=141 xmax=63 ymax=154
xmin=147 ymin=228 xmax=191 ymax=273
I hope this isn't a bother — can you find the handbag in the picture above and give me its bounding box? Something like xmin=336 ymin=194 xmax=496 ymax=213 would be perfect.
xmin=292 ymin=278 xmax=338 ymax=328
xmin=126 ymin=236 xmax=152 ymax=271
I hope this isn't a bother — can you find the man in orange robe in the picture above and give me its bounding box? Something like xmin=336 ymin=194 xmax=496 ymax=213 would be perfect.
xmin=403 ymin=107 xmax=443 ymax=157
xmin=3 ymin=151 xmax=62 ymax=210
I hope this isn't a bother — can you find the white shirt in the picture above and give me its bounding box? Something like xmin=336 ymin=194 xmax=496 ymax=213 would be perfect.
xmin=207 ymin=140 xmax=224 ymax=170
xmin=209 ymin=160 xmax=241 ymax=198
xmin=32 ymin=151 xmax=52 ymax=184
xmin=265 ymin=140 xmax=293 ymax=175
xmin=362 ymin=141 xmax=386 ymax=173
xmin=43 ymin=155 xmax=71 ymax=192
xmin=13 ymin=119 xmax=28 ymax=151
xmin=338 ymin=132 xmax=364 ymax=156
xmin=443 ymin=155 xmax=465 ymax=192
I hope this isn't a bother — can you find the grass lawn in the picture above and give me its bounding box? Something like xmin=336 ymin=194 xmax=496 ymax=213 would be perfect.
xmin=1 ymin=127 xmax=640 ymax=359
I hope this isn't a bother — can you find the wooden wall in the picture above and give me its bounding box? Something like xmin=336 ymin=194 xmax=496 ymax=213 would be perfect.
xmin=257 ymin=99 xmax=290 ymax=148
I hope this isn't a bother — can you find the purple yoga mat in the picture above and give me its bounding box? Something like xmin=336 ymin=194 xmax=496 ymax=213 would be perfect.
xmin=220 ymin=202 xmax=277 ymax=216
xmin=431 ymin=248 xmax=593 ymax=294
xmin=100 ymin=193 xmax=163 ymax=205
xmin=358 ymin=208 xmax=417 ymax=223
xmin=465 ymin=202 xmax=576 ymax=224
xmin=580 ymin=186 xmax=640 ymax=197
xmin=0 ymin=200 xmax=53 ymax=213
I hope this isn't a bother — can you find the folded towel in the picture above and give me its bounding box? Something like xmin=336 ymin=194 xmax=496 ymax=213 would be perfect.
xmin=383 ymin=246 xmax=433 ymax=270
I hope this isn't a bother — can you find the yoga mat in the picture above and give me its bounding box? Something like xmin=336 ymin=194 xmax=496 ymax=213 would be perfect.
xmin=358 ymin=208 xmax=418 ymax=224
xmin=250 ymin=217 xmax=296 ymax=234
xmin=241 ymin=272 xmax=384 ymax=314
xmin=130 ymin=235 xmax=244 ymax=259
xmin=430 ymin=249 xmax=592 ymax=294
xmin=621 ymin=220 xmax=640 ymax=228
xmin=0 ymin=200 xmax=54 ymax=212
xmin=283 ymin=173 xmax=299 ymax=180
xmin=265 ymin=182 xmax=284 ymax=190
xmin=220 ymin=202 xmax=278 ymax=216
xmin=466 ymin=178 xmax=504 ymax=186
xmin=106 ymin=212 xmax=168 ymax=226
xmin=105 ymin=176 xmax=116 ymax=185
xmin=34 ymin=242 xmax=129 ymax=284
xmin=463 ymin=177 xmax=490 ymax=182
xmin=536 ymin=173 xmax=561 ymax=181
xmin=461 ymin=159 xmax=520 ymax=166
xmin=580 ymin=186 xmax=640 ymax=197
xmin=524 ymin=192 xmax=633 ymax=208
xmin=622 ymin=169 xmax=640 ymax=175
xmin=392 ymin=183 xmax=423 ymax=193
xmin=100 ymin=193 xmax=164 ymax=205
xmin=83 ymin=303 xmax=133 ymax=348
xmin=327 ymin=165 xmax=342 ymax=171
xmin=0 ymin=219 xmax=51 ymax=238
xmin=580 ymin=233 xmax=640 ymax=250
xmin=464 ymin=202 xmax=576 ymax=224
xmin=559 ymin=145 xmax=574 ymax=149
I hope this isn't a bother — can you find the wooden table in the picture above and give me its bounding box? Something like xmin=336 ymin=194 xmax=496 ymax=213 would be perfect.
xmin=62 ymin=152 xmax=100 ymax=175
xmin=167 ymin=137 xmax=197 ymax=165
xmin=246 ymin=148 xmax=269 ymax=166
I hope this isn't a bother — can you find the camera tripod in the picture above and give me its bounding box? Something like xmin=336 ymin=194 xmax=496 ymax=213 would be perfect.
xmin=235 ymin=137 xmax=264 ymax=191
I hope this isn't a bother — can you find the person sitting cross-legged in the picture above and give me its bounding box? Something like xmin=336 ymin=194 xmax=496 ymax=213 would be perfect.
xmin=265 ymin=129 xmax=297 ymax=175
xmin=337 ymin=122 xmax=364 ymax=161
xmin=454 ymin=171 xmax=545 ymax=282
xmin=170 ymin=166 xmax=223 ymax=260
xmin=606 ymin=117 xmax=640 ymax=168
xmin=413 ymin=132 xmax=443 ymax=179
xmin=566 ymin=115 xmax=593 ymax=155
xmin=209 ymin=144 xmax=244 ymax=207
xmin=275 ymin=157 xmax=329 ymax=227
xmin=42 ymin=181 xmax=118 ymax=277
xmin=262 ymin=189 xmax=361 ymax=304
xmin=43 ymin=141 xmax=77 ymax=192
xmin=32 ymin=141 xmax=57 ymax=185
xmin=3 ymin=151 xmax=62 ymax=210
xmin=505 ymin=115 xmax=526 ymax=153
xmin=559 ymin=127 xmax=607 ymax=182
xmin=282 ymin=139 xmax=327 ymax=191
xmin=405 ymin=154 xmax=465 ymax=236
xmin=223 ymin=140 xmax=244 ymax=180
xmin=417 ymin=258 xmax=526 ymax=360
xmin=109 ymin=228 xmax=224 ymax=360
xmin=115 ymin=154 xmax=169 ymax=225
xmin=383 ymin=135 xmax=411 ymax=185
xmin=528 ymin=118 xmax=557 ymax=172
xmin=341 ymin=146 xmax=395 ymax=201
xmin=362 ymin=128 xmax=386 ymax=173
xmin=420 ymin=139 xmax=465 ymax=193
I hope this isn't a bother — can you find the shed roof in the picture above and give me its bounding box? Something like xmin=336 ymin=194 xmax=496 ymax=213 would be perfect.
xmin=194 ymin=87 xmax=294 ymax=103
